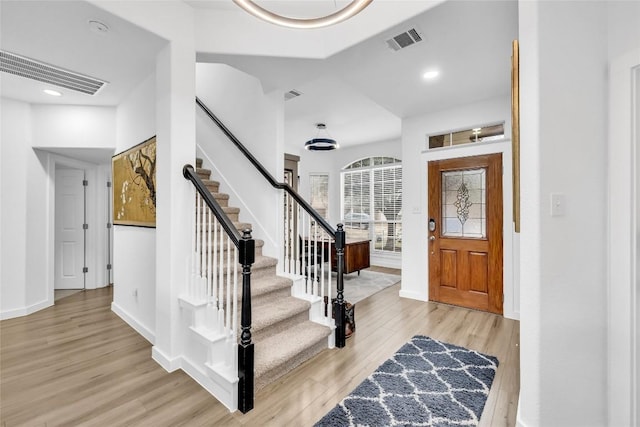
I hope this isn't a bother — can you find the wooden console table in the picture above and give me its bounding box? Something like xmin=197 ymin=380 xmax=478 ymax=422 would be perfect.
xmin=331 ymin=239 xmax=370 ymax=275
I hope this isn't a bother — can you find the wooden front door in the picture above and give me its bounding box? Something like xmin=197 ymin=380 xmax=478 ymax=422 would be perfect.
xmin=428 ymin=153 xmax=503 ymax=314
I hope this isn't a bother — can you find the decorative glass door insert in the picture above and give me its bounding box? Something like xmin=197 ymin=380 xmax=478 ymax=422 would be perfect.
xmin=441 ymin=168 xmax=486 ymax=238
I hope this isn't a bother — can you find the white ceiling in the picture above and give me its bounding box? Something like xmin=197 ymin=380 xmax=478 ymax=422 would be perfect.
xmin=0 ymin=0 xmax=166 ymax=106
xmin=0 ymin=0 xmax=518 ymax=152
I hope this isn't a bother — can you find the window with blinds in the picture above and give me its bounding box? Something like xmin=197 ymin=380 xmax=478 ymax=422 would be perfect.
xmin=342 ymin=157 xmax=402 ymax=253
xmin=309 ymin=174 xmax=329 ymax=219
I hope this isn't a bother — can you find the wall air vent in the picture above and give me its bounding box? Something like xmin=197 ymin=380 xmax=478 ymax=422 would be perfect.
xmin=386 ymin=28 xmax=423 ymax=51
xmin=284 ymin=89 xmax=302 ymax=101
xmin=0 ymin=50 xmax=107 ymax=95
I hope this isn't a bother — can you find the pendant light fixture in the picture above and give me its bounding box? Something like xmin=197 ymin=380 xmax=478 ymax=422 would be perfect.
xmin=305 ymin=123 xmax=338 ymax=151
xmin=232 ymin=0 xmax=373 ymax=29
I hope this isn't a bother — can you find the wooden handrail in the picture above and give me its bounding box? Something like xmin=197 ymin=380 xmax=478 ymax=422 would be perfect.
xmin=183 ymin=164 xmax=242 ymax=247
xmin=195 ymin=96 xmax=348 ymax=352
xmin=196 ymin=97 xmax=337 ymax=238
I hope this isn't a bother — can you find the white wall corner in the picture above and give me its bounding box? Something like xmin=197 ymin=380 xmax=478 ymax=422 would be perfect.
xmin=151 ymin=346 xmax=183 ymax=373
xmin=399 ymin=289 xmax=428 ymax=302
xmin=111 ymin=301 xmax=156 ymax=345
xmin=0 ymin=298 xmax=52 ymax=320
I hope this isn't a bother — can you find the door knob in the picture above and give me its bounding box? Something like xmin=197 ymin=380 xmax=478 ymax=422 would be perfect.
xmin=429 ymin=235 xmax=436 ymax=241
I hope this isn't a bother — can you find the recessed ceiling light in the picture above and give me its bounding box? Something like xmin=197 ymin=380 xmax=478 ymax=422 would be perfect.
xmin=88 ymin=20 xmax=109 ymax=36
xmin=43 ymin=89 xmax=62 ymax=97
xmin=422 ymin=70 xmax=439 ymax=80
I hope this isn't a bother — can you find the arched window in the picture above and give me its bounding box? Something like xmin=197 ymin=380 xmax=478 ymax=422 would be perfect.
xmin=341 ymin=157 xmax=402 ymax=253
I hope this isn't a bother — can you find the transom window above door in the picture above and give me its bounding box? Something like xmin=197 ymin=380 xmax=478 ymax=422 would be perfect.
xmin=428 ymin=123 xmax=505 ymax=149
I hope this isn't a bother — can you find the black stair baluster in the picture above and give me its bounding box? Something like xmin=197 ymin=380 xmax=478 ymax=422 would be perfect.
xmin=334 ymin=224 xmax=346 ymax=348
xmin=238 ymin=229 xmax=255 ymax=413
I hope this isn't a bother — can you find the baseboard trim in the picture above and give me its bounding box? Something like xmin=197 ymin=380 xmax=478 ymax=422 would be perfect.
xmin=515 ymin=395 xmax=528 ymax=427
xmin=504 ymin=309 xmax=520 ymax=321
xmin=111 ymin=302 xmax=155 ymax=345
xmin=152 ymin=346 xmax=182 ymax=372
xmin=399 ymin=289 xmax=427 ymax=301
xmin=184 ymin=356 xmax=237 ymax=412
xmin=1 ymin=298 xmax=53 ymax=320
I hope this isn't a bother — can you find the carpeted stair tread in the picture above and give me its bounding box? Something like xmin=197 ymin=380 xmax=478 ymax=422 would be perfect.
xmin=254 ymin=321 xmax=331 ymax=385
xmin=250 ymin=274 xmax=292 ymax=299
xmin=218 ymin=274 xmax=291 ymax=310
xmin=233 ymin=221 xmax=252 ymax=233
xmin=196 ymin=167 xmax=211 ymax=178
xmin=201 ymin=178 xmax=220 ymax=187
xmin=251 ymin=296 xmax=310 ymax=335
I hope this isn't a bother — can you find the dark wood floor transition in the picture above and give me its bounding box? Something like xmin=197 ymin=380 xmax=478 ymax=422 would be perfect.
xmin=1 ymin=272 xmax=519 ymax=426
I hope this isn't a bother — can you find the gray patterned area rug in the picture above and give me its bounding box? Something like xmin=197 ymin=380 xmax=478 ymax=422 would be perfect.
xmin=333 ymin=270 xmax=400 ymax=304
xmin=315 ymin=335 xmax=499 ymax=427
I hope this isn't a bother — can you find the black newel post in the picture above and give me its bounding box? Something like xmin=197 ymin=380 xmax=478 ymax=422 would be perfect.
xmin=237 ymin=229 xmax=255 ymax=413
xmin=334 ymin=224 xmax=346 ymax=348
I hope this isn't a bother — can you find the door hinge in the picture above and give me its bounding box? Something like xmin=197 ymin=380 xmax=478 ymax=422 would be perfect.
xmin=83 ymin=267 xmax=88 ymax=273
xmin=107 ymin=181 xmax=112 ymax=188
xmin=83 ymin=223 xmax=89 ymax=230
xmin=107 ymin=264 xmax=112 ymax=270
xmin=107 ymin=223 xmax=112 ymax=229
xmin=83 ymin=179 xmax=88 ymax=187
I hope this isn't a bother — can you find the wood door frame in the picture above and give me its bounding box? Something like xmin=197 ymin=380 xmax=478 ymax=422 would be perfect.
xmin=428 ymin=153 xmax=503 ymax=314
xmin=422 ymin=139 xmax=516 ymax=319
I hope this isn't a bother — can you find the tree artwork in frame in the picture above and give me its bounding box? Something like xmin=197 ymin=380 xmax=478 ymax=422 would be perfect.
xmin=112 ymin=136 xmax=157 ymax=227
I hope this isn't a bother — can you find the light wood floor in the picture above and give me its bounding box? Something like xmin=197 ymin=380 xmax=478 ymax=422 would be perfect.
xmin=1 ymin=271 xmax=519 ymax=427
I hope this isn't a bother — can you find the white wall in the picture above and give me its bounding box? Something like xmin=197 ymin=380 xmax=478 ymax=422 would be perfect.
xmin=0 ymin=99 xmax=116 ymax=320
xmin=196 ymin=63 xmax=282 ymax=258
xmin=0 ymin=98 xmax=30 ymax=317
xmin=112 ymin=72 xmax=157 ymax=342
xmin=607 ymin=0 xmax=640 ymax=61
xmin=400 ymin=96 xmax=515 ymax=312
xmin=518 ymin=1 xmax=608 ymax=425
xmin=31 ymin=105 xmax=116 ymax=149
xmin=293 ymin=138 xmax=403 ymax=268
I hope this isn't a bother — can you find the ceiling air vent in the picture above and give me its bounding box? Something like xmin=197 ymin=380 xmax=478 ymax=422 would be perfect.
xmin=284 ymin=89 xmax=302 ymax=101
xmin=0 ymin=50 xmax=107 ymax=95
xmin=386 ymin=28 xmax=423 ymax=51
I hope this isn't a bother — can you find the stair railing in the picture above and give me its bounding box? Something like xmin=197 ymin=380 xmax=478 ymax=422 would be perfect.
xmin=182 ymin=165 xmax=255 ymax=414
xmin=196 ymin=97 xmax=348 ymax=349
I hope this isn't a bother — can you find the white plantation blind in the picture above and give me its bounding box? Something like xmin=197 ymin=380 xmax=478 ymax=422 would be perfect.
xmin=342 ymin=157 xmax=402 ymax=253
xmin=309 ymin=174 xmax=329 ymax=219
xmin=343 ymin=169 xmax=371 ymax=218
xmin=373 ymin=166 xmax=402 ymax=222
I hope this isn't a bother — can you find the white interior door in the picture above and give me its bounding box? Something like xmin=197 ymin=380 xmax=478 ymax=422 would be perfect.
xmin=55 ymin=168 xmax=85 ymax=289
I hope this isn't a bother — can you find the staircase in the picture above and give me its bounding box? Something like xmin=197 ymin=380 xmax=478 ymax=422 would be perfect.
xmin=178 ymin=158 xmax=332 ymax=411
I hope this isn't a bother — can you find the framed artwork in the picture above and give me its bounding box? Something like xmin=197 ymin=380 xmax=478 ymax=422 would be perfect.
xmin=511 ymin=40 xmax=520 ymax=233
xmin=112 ymin=136 xmax=157 ymax=227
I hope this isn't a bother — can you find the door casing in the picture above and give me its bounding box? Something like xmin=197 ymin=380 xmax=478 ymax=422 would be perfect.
xmin=428 ymin=153 xmax=503 ymax=314
xmin=420 ymin=139 xmax=516 ymax=319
